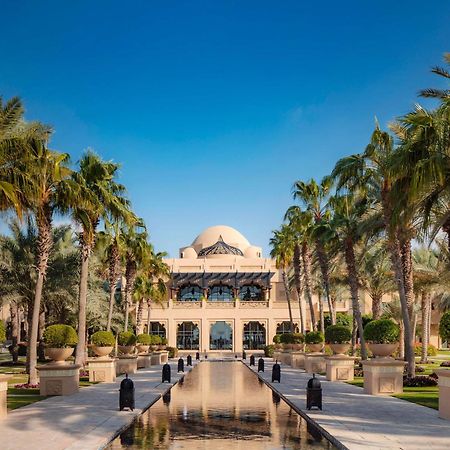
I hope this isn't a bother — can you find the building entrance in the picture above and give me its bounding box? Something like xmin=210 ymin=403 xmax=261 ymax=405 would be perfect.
xmin=209 ymin=321 xmax=233 ymax=350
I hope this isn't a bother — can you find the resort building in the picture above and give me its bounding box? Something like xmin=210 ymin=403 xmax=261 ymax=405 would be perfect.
xmin=145 ymin=225 xmax=349 ymax=354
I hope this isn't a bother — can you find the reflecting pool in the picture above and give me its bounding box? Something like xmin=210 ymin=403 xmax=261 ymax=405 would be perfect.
xmin=108 ymin=361 xmax=335 ymax=449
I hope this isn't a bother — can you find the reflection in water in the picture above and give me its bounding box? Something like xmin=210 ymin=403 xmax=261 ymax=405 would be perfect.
xmin=108 ymin=362 xmax=334 ymax=449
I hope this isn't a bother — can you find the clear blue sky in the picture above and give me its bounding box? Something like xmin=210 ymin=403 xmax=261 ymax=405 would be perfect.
xmin=1 ymin=1 xmax=449 ymax=256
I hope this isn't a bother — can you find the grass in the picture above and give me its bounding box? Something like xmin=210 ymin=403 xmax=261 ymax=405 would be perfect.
xmin=394 ymin=386 xmax=439 ymax=410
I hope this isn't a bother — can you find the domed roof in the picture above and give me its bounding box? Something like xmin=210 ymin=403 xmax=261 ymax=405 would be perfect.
xmin=198 ymin=235 xmax=244 ymax=257
xmin=181 ymin=247 xmax=197 ymax=258
xmin=192 ymin=225 xmax=250 ymax=252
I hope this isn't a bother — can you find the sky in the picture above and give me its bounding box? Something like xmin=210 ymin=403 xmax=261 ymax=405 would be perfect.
xmin=1 ymin=1 xmax=449 ymax=256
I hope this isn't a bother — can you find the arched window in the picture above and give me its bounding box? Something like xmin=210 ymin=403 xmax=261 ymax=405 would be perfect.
xmin=209 ymin=284 xmax=233 ymax=301
xmin=239 ymin=284 xmax=262 ymax=301
xmin=178 ymin=284 xmax=202 ymax=301
xmin=148 ymin=322 xmax=166 ymax=338
xmin=243 ymin=321 xmax=266 ymax=350
xmin=177 ymin=322 xmax=199 ymax=350
xmin=276 ymin=321 xmax=299 ymax=334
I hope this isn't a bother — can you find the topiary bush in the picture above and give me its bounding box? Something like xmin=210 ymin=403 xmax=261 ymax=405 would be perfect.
xmin=280 ymin=333 xmax=305 ymax=344
xmin=43 ymin=324 xmax=78 ymax=348
xmin=150 ymin=335 xmax=162 ymax=345
xmin=264 ymin=344 xmax=275 ymax=357
xmin=166 ymin=346 xmax=178 ymax=358
xmin=91 ymin=331 xmax=115 ymax=346
xmin=161 ymin=337 xmax=167 ymax=345
xmin=117 ymin=331 xmax=137 ymax=346
xmin=305 ymin=331 xmax=324 ymax=344
xmin=320 ymin=312 xmax=352 ymax=330
xmin=137 ymin=333 xmax=152 ymax=345
xmin=363 ymin=319 xmax=399 ymax=343
xmin=414 ymin=343 xmax=438 ymax=357
xmin=272 ymin=334 xmax=281 ymax=344
xmin=325 ymin=325 xmax=352 ymax=344
xmin=439 ymin=311 xmax=450 ymax=342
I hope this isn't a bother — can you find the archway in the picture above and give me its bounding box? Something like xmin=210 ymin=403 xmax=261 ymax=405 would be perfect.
xmin=176 ymin=321 xmax=199 ymax=350
xmin=276 ymin=321 xmax=299 ymax=334
xmin=209 ymin=321 xmax=233 ymax=350
xmin=243 ymin=321 xmax=266 ymax=350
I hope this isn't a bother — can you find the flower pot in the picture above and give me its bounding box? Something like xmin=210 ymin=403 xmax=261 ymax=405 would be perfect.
xmin=368 ymin=343 xmax=398 ymax=358
xmin=307 ymin=343 xmax=323 ymax=352
xmin=329 ymin=343 xmax=350 ymax=355
xmin=118 ymin=345 xmax=135 ymax=355
xmin=45 ymin=347 xmax=74 ymax=363
xmin=92 ymin=346 xmax=114 ymax=358
xmin=292 ymin=343 xmax=304 ymax=351
xmin=137 ymin=344 xmax=150 ymax=353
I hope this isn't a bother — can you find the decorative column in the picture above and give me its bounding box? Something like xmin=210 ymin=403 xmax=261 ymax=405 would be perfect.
xmin=235 ymin=319 xmax=243 ymax=355
xmin=201 ymin=319 xmax=209 ymax=354
xmin=437 ymin=370 xmax=450 ymax=420
xmin=0 ymin=375 xmax=11 ymax=418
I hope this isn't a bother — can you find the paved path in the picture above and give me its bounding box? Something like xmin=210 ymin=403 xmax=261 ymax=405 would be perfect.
xmin=0 ymin=361 xmax=197 ymax=450
xmin=244 ymin=359 xmax=450 ymax=450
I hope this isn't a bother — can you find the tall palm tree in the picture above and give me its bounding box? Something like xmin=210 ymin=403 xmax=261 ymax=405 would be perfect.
xmin=292 ymin=178 xmax=336 ymax=324
xmin=71 ymin=151 xmax=132 ymax=365
xmin=419 ymin=53 xmax=450 ymax=100
xmin=270 ymin=225 xmax=295 ymax=332
xmin=332 ymin=125 xmax=416 ymax=376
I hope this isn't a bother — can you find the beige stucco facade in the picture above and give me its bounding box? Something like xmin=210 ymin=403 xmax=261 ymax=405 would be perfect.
xmin=144 ymin=225 xmax=349 ymax=354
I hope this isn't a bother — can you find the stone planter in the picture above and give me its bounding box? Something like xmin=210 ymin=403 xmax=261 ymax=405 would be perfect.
xmin=87 ymin=358 xmax=116 ymax=382
xmin=367 ymin=343 xmax=398 ymax=358
xmin=118 ymin=345 xmax=135 ymax=355
xmin=326 ymin=355 xmax=355 ymax=381
xmin=291 ymin=351 xmax=306 ymax=369
xmin=362 ymin=358 xmax=405 ymax=395
xmin=307 ymin=343 xmax=323 ymax=353
xmin=305 ymin=353 xmax=326 ymax=373
xmin=45 ymin=347 xmax=74 ymax=363
xmin=137 ymin=344 xmax=150 ymax=353
xmin=92 ymin=346 xmax=114 ymax=358
xmin=436 ymin=369 xmax=450 ymax=420
xmin=116 ymin=355 xmax=138 ymax=375
xmin=0 ymin=375 xmax=12 ymax=417
xmin=37 ymin=363 xmax=81 ymax=396
xmin=329 ymin=343 xmax=350 ymax=355
xmin=292 ymin=343 xmax=304 ymax=351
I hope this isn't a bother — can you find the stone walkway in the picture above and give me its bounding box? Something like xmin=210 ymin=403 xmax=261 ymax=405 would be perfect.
xmin=244 ymin=358 xmax=450 ymax=450
xmin=0 ymin=361 xmax=196 ymax=450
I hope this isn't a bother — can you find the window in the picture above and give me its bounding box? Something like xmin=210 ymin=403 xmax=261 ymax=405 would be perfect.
xmin=177 ymin=322 xmax=199 ymax=350
xmin=178 ymin=284 xmax=202 ymax=301
xmin=210 ymin=321 xmax=233 ymax=350
xmin=243 ymin=321 xmax=266 ymax=350
xmin=276 ymin=321 xmax=299 ymax=334
xmin=148 ymin=322 xmax=166 ymax=338
xmin=209 ymin=284 xmax=233 ymax=301
xmin=239 ymin=284 xmax=262 ymax=301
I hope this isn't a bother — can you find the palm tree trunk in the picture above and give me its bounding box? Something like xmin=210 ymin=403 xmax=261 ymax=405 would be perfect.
xmin=315 ymin=240 xmax=335 ymax=324
xmin=399 ymin=321 xmax=405 ymax=359
xmin=106 ymin=244 xmax=120 ymax=332
xmin=136 ymin=299 xmax=144 ymax=335
xmin=420 ymin=291 xmax=431 ymax=363
xmin=75 ymin=241 xmax=90 ymax=366
xmin=319 ymin=294 xmax=325 ymax=336
xmin=282 ymin=269 xmax=294 ymax=332
xmin=301 ymin=242 xmax=316 ymax=331
xmin=146 ymin=299 xmax=152 ymax=334
xmin=344 ymin=237 xmax=367 ymax=360
xmin=38 ymin=307 xmax=46 ymax=362
xmin=28 ymin=209 xmax=52 ymax=385
xmin=10 ymin=302 xmax=19 ymax=364
xmin=124 ymin=262 xmax=136 ymax=332
xmin=293 ymin=243 xmax=305 ymax=333
xmin=371 ymin=294 xmax=383 ymax=319
xmin=351 ymin=316 xmax=357 ymax=355
xmin=106 ymin=286 xmax=116 ymax=332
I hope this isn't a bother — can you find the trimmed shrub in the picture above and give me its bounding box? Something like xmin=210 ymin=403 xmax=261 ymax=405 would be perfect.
xmin=280 ymin=333 xmax=304 ymax=344
xmin=91 ymin=331 xmax=115 ymax=347
xmin=264 ymin=345 xmax=275 ymax=357
xmin=305 ymin=331 xmax=324 ymax=344
xmin=150 ymin=335 xmax=162 ymax=345
xmin=414 ymin=343 xmax=438 ymax=357
xmin=403 ymin=375 xmax=438 ymax=387
xmin=166 ymin=346 xmax=178 ymax=358
xmin=272 ymin=334 xmax=281 ymax=344
xmin=161 ymin=337 xmax=167 ymax=345
xmin=363 ymin=319 xmax=399 ymax=344
xmin=117 ymin=331 xmax=137 ymax=346
xmin=325 ymin=325 xmax=352 ymax=344
xmin=321 ymin=312 xmax=352 ymax=330
xmin=439 ymin=311 xmax=450 ymax=342
xmin=0 ymin=321 xmax=6 ymax=342
xmin=137 ymin=333 xmax=152 ymax=345
xmin=43 ymin=324 xmax=78 ymax=348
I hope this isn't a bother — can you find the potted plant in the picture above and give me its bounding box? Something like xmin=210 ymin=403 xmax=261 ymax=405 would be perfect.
xmin=363 ymin=319 xmax=400 ymax=358
xmin=305 ymin=331 xmax=324 ymax=352
xmin=136 ymin=333 xmax=152 ymax=353
xmin=91 ymin=331 xmax=115 ymax=358
xmin=279 ymin=332 xmax=294 ymax=350
xmin=43 ymin=324 xmax=78 ymax=363
xmin=150 ymin=334 xmax=162 ymax=352
xmin=291 ymin=333 xmax=305 ymax=351
xmin=160 ymin=336 xmax=167 ymax=350
xmin=325 ymin=325 xmax=351 ymax=355
xmin=272 ymin=334 xmax=282 ymax=350
xmin=117 ymin=331 xmax=137 ymax=354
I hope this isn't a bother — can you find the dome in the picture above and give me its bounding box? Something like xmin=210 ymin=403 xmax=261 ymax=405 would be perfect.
xmin=244 ymin=245 xmax=261 ymax=259
xmin=198 ymin=235 xmax=244 ymax=258
xmin=181 ymin=247 xmax=197 ymax=259
xmin=192 ymin=225 xmax=250 ymax=252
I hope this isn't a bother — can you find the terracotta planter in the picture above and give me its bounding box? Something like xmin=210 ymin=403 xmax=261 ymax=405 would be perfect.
xmin=329 ymin=343 xmax=350 ymax=355
xmin=118 ymin=345 xmax=135 ymax=355
xmin=92 ymin=346 xmax=114 ymax=358
xmin=137 ymin=344 xmax=150 ymax=353
xmin=45 ymin=347 xmax=74 ymax=363
xmin=368 ymin=343 xmax=398 ymax=358
xmin=307 ymin=343 xmax=323 ymax=352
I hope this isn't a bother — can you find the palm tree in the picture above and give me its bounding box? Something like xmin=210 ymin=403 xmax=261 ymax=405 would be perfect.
xmin=270 ymin=225 xmax=295 ymax=332
xmin=71 ymin=151 xmax=132 ymax=365
xmin=327 ymin=193 xmax=368 ymax=359
xmin=419 ymin=53 xmax=450 ymax=100
xmin=292 ymin=178 xmax=336 ymax=324
xmin=332 ymin=124 xmax=416 ymax=376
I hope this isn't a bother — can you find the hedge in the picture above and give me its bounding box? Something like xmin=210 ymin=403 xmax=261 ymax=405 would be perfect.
xmin=363 ymin=319 xmax=399 ymax=344
xmin=91 ymin=331 xmax=115 ymax=346
xmin=117 ymin=331 xmax=137 ymax=346
xmin=43 ymin=324 xmax=78 ymax=348
xmin=305 ymin=331 xmax=324 ymax=344
xmin=325 ymin=325 xmax=352 ymax=344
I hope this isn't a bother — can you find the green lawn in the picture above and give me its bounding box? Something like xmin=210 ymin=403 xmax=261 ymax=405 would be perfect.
xmin=394 ymin=386 xmax=439 ymax=410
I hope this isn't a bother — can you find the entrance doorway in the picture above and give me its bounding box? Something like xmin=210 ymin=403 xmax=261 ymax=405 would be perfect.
xmin=243 ymin=321 xmax=266 ymax=350
xmin=210 ymin=321 xmax=233 ymax=350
